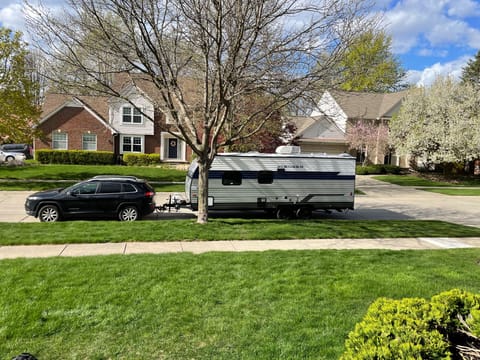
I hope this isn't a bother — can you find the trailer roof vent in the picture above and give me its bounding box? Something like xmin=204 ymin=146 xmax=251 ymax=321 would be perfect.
xmin=275 ymin=145 xmax=301 ymax=154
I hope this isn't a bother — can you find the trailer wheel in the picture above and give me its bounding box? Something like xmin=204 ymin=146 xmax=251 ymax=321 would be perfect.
xmin=276 ymin=206 xmax=293 ymax=220
xmin=296 ymin=206 xmax=312 ymax=219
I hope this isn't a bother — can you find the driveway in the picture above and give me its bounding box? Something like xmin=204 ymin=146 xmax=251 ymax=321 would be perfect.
xmin=0 ymin=176 xmax=479 ymax=227
xmin=342 ymin=176 xmax=480 ymax=228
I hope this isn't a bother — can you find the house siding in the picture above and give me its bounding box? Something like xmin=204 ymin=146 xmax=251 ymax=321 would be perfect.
xmin=312 ymin=91 xmax=348 ymax=132
xmin=109 ymin=92 xmax=155 ymax=135
xmin=35 ymin=107 xmax=114 ymax=152
xmin=299 ymin=141 xmax=348 ymax=155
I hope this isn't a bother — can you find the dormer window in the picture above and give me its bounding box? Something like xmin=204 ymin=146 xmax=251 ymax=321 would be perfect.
xmin=122 ymin=106 xmax=143 ymax=124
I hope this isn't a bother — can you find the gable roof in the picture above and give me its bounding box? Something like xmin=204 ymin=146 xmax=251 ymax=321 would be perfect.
xmin=288 ymin=115 xmax=346 ymax=143
xmin=112 ymin=72 xmax=203 ymax=107
xmin=327 ymin=89 xmax=408 ymax=119
xmin=40 ymin=93 xmax=116 ymax=134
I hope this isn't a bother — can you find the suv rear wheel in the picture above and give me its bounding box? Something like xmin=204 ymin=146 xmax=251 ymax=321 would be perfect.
xmin=38 ymin=205 xmax=60 ymax=222
xmin=118 ymin=205 xmax=139 ymax=221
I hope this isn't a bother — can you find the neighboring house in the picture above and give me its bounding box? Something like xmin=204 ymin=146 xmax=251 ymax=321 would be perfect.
xmin=288 ymin=115 xmax=348 ymax=155
xmin=289 ymin=89 xmax=409 ymax=166
xmin=35 ymin=78 xmax=191 ymax=163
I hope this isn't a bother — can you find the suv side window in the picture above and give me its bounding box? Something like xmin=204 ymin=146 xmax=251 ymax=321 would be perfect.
xmin=98 ymin=182 xmax=122 ymax=194
xmin=122 ymin=183 xmax=137 ymax=193
xmin=71 ymin=182 xmax=98 ymax=195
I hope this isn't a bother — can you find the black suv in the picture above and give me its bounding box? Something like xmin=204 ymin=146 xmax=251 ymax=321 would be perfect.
xmin=25 ymin=176 xmax=156 ymax=222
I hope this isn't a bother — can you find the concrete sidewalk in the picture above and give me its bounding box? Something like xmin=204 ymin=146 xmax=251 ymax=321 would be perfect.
xmin=2 ymin=237 xmax=480 ymax=259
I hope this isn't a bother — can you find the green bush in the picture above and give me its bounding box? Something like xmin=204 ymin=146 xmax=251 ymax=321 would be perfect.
xmin=429 ymin=289 xmax=480 ymax=334
xmin=35 ymin=150 xmax=115 ymax=165
xmin=341 ymin=289 xmax=480 ymax=360
xmin=122 ymin=153 xmax=161 ymax=166
xmin=341 ymin=297 xmax=449 ymax=359
xmin=356 ymin=164 xmax=402 ymax=175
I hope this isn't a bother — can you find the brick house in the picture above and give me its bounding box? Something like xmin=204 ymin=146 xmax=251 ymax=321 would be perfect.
xmin=35 ymin=78 xmax=192 ymax=163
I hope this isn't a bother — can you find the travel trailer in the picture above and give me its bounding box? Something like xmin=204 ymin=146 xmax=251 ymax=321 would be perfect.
xmin=185 ymin=146 xmax=356 ymax=219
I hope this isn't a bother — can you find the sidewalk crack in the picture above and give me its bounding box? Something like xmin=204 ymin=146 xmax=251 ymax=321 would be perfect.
xmin=58 ymin=244 xmax=68 ymax=257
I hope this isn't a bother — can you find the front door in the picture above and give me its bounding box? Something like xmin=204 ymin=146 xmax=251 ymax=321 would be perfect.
xmin=168 ymin=138 xmax=178 ymax=159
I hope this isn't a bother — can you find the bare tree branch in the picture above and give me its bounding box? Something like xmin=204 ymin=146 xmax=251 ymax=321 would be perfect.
xmin=26 ymin=0 xmax=378 ymax=223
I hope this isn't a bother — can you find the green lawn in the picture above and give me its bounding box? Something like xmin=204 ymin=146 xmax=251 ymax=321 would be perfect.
xmin=2 ymin=249 xmax=480 ymax=359
xmin=0 ymin=163 xmax=187 ymax=182
xmin=420 ymin=188 xmax=480 ymax=196
xmin=0 ymin=180 xmax=185 ymax=192
xmin=373 ymin=174 xmax=480 ymax=187
xmin=1 ymin=219 xmax=480 ymax=246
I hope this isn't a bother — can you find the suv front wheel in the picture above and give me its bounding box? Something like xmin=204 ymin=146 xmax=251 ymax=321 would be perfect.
xmin=118 ymin=205 xmax=139 ymax=221
xmin=38 ymin=205 xmax=61 ymax=222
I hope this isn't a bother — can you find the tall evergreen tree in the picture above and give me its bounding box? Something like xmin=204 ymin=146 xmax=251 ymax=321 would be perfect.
xmin=461 ymin=50 xmax=480 ymax=87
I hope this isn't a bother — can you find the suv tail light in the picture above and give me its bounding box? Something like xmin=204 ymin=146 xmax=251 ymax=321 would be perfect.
xmin=145 ymin=191 xmax=155 ymax=198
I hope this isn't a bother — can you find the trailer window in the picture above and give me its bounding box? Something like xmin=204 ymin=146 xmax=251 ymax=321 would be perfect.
xmin=258 ymin=171 xmax=273 ymax=184
xmin=222 ymin=171 xmax=242 ymax=185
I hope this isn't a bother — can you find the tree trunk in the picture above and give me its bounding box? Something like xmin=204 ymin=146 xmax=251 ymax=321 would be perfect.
xmin=196 ymin=160 xmax=209 ymax=224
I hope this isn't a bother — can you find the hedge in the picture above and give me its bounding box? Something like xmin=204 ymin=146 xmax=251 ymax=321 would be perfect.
xmin=35 ymin=150 xmax=116 ymax=165
xmin=356 ymin=164 xmax=403 ymax=175
xmin=341 ymin=289 xmax=480 ymax=359
xmin=122 ymin=153 xmax=161 ymax=166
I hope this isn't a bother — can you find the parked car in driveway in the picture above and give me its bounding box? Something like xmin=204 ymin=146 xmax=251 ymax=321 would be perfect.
xmin=25 ymin=176 xmax=156 ymax=222
xmin=0 ymin=150 xmax=26 ymax=163
xmin=0 ymin=144 xmax=33 ymax=159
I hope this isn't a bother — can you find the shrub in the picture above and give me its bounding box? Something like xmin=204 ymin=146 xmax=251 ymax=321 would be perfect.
xmin=341 ymin=289 xmax=480 ymax=360
xmin=122 ymin=153 xmax=161 ymax=166
xmin=355 ymin=164 xmax=402 ymax=175
xmin=35 ymin=150 xmax=115 ymax=165
xmin=341 ymin=297 xmax=449 ymax=360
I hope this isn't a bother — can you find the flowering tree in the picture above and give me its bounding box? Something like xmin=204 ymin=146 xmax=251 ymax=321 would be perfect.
xmin=390 ymin=77 xmax=480 ymax=169
xmin=346 ymin=119 xmax=389 ymax=166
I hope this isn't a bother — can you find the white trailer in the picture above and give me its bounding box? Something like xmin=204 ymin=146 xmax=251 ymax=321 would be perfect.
xmin=185 ymin=146 xmax=356 ymax=219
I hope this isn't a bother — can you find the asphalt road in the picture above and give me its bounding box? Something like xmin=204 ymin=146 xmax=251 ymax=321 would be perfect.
xmin=0 ymin=176 xmax=479 ymax=227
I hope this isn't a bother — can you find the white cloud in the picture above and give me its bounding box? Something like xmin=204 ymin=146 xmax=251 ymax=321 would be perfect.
xmin=385 ymin=0 xmax=480 ymax=54
xmin=0 ymin=2 xmax=24 ymax=31
xmin=405 ymin=55 xmax=471 ymax=87
xmin=447 ymin=0 xmax=480 ymax=18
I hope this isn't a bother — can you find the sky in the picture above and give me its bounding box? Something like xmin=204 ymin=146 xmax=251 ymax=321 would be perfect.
xmin=1 ymin=0 xmax=479 ymax=87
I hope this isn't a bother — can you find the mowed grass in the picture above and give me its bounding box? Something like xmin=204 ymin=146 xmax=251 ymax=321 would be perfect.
xmin=373 ymin=174 xmax=480 ymax=187
xmin=420 ymin=188 xmax=480 ymax=196
xmin=1 ymin=219 xmax=480 ymax=245
xmin=0 ymin=163 xmax=187 ymax=182
xmin=2 ymin=249 xmax=480 ymax=359
xmin=0 ymin=180 xmax=185 ymax=192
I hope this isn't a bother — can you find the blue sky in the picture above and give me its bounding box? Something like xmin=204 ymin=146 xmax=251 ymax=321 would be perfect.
xmin=1 ymin=0 xmax=480 ymax=87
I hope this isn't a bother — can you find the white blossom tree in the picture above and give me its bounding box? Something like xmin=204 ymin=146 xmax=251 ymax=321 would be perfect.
xmin=26 ymin=0 xmax=378 ymax=223
xmin=390 ymin=77 xmax=480 ymax=170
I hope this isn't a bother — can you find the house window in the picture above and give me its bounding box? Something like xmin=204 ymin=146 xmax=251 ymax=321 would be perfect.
xmin=82 ymin=133 xmax=97 ymax=150
xmin=160 ymin=132 xmax=186 ymax=161
xmin=121 ymin=135 xmax=143 ymax=153
xmin=52 ymin=131 xmax=68 ymax=150
xmin=122 ymin=106 xmax=143 ymax=124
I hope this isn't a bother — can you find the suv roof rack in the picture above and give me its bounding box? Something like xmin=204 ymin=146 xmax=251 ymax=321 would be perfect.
xmin=91 ymin=175 xmax=141 ymax=181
